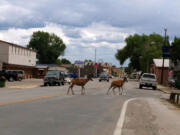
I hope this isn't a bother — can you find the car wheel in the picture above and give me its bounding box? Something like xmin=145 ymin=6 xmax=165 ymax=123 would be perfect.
xmin=153 ymin=86 xmax=157 ymax=90
xmin=139 ymin=85 xmax=142 ymax=89
xmin=18 ymin=77 xmax=22 ymax=81
xmin=9 ymin=77 xmax=14 ymax=82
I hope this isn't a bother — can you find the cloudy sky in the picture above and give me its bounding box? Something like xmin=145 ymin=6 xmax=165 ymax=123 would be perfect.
xmin=0 ymin=0 xmax=180 ymax=66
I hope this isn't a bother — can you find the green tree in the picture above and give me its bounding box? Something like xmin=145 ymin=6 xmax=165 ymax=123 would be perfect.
xmin=57 ymin=58 xmax=71 ymax=64
xmin=116 ymin=33 xmax=164 ymax=72
xmin=170 ymin=37 xmax=180 ymax=64
xmin=27 ymin=31 xmax=66 ymax=64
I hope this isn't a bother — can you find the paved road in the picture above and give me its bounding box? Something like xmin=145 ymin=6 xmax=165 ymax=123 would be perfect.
xmin=0 ymin=79 xmax=179 ymax=135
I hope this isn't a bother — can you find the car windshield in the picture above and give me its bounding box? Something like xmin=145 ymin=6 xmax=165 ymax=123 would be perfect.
xmin=100 ymin=73 xmax=107 ymax=77
xmin=143 ymin=74 xmax=155 ymax=79
xmin=46 ymin=71 xmax=58 ymax=76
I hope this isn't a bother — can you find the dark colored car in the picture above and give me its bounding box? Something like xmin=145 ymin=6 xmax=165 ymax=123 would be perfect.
xmin=99 ymin=73 xmax=109 ymax=82
xmin=44 ymin=70 xmax=65 ymax=86
xmin=7 ymin=70 xmax=24 ymax=81
xmin=0 ymin=70 xmax=22 ymax=82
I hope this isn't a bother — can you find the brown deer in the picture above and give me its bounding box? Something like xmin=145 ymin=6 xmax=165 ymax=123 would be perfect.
xmin=107 ymin=77 xmax=128 ymax=95
xmin=67 ymin=76 xmax=93 ymax=95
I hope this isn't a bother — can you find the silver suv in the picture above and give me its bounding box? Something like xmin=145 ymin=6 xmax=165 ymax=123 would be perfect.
xmin=139 ymin=73 xmax=157 ymax=90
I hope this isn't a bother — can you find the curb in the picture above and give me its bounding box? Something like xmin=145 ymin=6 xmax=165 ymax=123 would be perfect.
xmin=157 ymin=85 xmax=172 ymax=94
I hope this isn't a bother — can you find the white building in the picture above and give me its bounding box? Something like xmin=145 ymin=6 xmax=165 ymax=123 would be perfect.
xmin=0 ymin=40 xmax=36 ymax=66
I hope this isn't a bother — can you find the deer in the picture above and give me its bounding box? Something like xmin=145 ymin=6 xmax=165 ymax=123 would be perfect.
xmin=107 ymin=77 xmax=128 ymax=95
xmin=67 ymin=76 xmax=93 ymax=95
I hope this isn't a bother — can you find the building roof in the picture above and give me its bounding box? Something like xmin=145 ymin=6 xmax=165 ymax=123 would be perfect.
xmin=0 ymin=40 xmax=36 ymax=52
xmin=153 ymin=59 xmax=169 ymax=68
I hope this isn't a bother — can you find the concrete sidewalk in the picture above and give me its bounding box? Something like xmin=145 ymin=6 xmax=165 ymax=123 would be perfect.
xmin=4 ymin=79 xmax=43 ymax=89
xmin=158 ymin=84 xmax=179 ymax=94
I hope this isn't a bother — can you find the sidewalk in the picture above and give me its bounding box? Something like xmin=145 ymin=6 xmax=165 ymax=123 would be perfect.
xmin=158 ymin=84 xmax=178 ymax=94
xmin=4 ymin=79 xmax=43 ymax=89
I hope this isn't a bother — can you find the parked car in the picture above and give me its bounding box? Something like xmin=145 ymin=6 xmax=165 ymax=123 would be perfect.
xmin=99 ymin=73 xmax=109 ymax=82
xmin=44 ymin=70 xmax=65 ymax=86
xmin=139 ymin=73 xmax=157 ymax=90
xmin=6 ymin=70 xmax=24 ymax=81
xmin=0 ymin=70 xmax=23 ymax=82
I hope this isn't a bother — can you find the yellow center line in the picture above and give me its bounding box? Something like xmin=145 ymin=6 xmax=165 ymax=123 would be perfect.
xmin=0 ymin=93 xmax=66 ymax=107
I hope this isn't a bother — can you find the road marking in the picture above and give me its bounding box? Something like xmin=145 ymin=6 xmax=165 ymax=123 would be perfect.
xmin=0 ymin=93 xmax=66 ymax=107
xmin=113 ymin=98 xmax=138 ymax=135
xmin=5 ymin=85 xmax=39 ymax=89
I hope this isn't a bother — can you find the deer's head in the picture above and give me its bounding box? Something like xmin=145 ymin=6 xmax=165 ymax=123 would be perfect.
xmin=123 ymin=76 xmax=128 ymax=82
xmin=87 ymin=74 xmax=93 ymax=81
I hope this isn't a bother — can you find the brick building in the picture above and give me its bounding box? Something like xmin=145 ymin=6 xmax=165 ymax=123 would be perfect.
xmin=150 ymin=59 xmax=169 ymax=85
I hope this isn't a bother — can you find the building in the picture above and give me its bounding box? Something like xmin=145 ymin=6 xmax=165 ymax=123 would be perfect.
xmin=150 ymin=59 xmax=169 ymax=85
xmin=112 ymin=67 xmax=125 ymax=77
xmin=0 ymin=40 xmax=36 ymax=66
xmin=35 ymin=64 xmax=73 ymax=78
xmin=0 ymin=40 xmax=37 ymax=78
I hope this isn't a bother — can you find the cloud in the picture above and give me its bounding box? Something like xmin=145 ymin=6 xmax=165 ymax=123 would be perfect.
xmin=1 ymin=0 xmax=180 ymax=66
xmin=0 ymin=22 xmax=130 ymax=66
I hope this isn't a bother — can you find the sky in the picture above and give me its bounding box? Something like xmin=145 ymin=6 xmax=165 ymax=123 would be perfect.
xmin=0 ymin=0 xmax=180 ymax=67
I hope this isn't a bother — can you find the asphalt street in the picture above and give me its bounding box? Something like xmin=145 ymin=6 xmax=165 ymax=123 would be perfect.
xmin=0 ymin=79 xmax=179 ymax=135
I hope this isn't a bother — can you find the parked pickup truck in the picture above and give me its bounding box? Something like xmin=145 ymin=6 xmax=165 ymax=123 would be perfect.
xmin=44 ymin=70 xmax=65 ymax=86
xmin=0 ymin=70 xmax=23 ymax=82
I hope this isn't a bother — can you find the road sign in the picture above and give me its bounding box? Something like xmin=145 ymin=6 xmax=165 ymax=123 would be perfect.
xmin=74 ymin=60 xmax=84 ymax=68
xmin=162 ymin=46 xmax=172 ymax=58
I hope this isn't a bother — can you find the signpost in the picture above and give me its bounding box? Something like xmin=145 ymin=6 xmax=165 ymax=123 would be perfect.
xmin=161 ymin=29 xmax=169 ymax=84
xmin=74 ymin=61 xmax=84 ymax=77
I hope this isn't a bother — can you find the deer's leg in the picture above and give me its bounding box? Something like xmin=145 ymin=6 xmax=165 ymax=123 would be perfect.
xmin=112 ymin=87 xmax=116 ymax=95
xmin=120 ymin=86 xmax=123 ymax=95
xmin=81 ymin=86 xmax=84 ymax=95
xmin=67 ymin=85 xmax=71 ymax=95
xmin=71 ymin=86 xmax=75 ymax=95
xmin=68 ymin=85 xmax=74 ymax=95
xmin=82 ymin=86 xmax=85 ymax=95
xmin=118 ymin=87 xmax=121 ymax=95
xmin=107 ymin=85 xmax=112 ymax=95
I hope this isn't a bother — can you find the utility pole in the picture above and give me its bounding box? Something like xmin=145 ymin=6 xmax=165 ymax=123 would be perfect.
xmin=95 ymin=48 xmax=96 ymax=63
xmin=161 ymin=28 xmax=167 ymax=84
xmin=94 ymin=48 xmax=97 ymax=77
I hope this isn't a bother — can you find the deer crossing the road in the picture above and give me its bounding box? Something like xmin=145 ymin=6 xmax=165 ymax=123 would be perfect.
xmin=107 ymin=77 xmax=128 ymax=95
xmin=67 ymin=77 xmax=93 ymax=95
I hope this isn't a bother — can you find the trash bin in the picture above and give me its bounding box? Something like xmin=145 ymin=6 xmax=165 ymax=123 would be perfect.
xmin=0 ymin=76 xmax=6 ymax=87
xmin=175 ymin=80 xmax=180 ymax=89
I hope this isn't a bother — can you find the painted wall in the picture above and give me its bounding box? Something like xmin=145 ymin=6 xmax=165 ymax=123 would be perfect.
xmin=0 ymin=41 xmax=9 ymax=63
xmin=8 ymin=45 xmax=36 ymax=66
